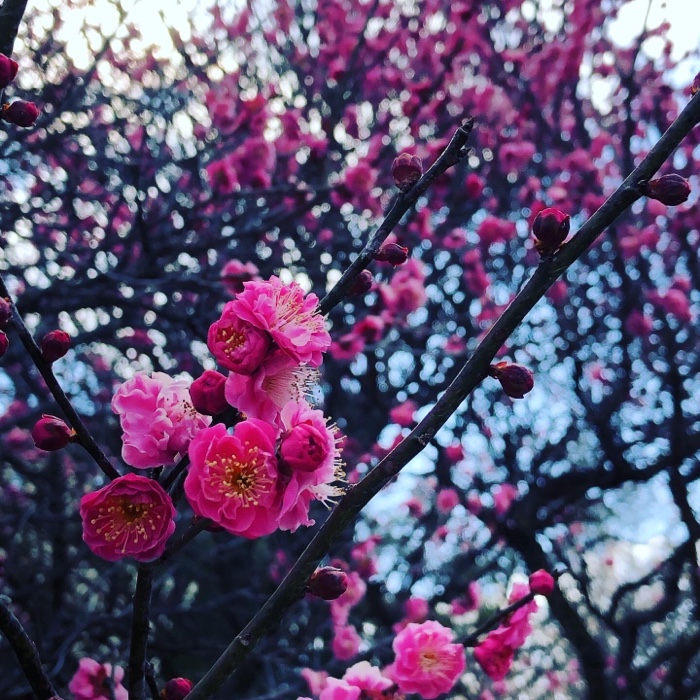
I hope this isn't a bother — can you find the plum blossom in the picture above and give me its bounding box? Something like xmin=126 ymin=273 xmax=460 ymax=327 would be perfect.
xmin=184 ymin=421 xmax=280 ymax=538
xmin=388 ymin=620 xmax=466 ymax=699
xmin=80 ymin=473 xmax=176 ymax=562
xmin=69 ymin=658 xmax=128 ymax=700
xmin=332 ymin=624 xmax=362 ymax=661
xmin=112 ymin=372 xmax=211 ymax=468
xmin=230 ymin=276 xmax=330 ymax=366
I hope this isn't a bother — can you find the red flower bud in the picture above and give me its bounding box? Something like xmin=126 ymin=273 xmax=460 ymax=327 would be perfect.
xmin=40 ymin=330 xmax=71 ymax=363
xmin=0 ymin=297 xmax=11 ymax=327
xmin=488 ymin=361 xmax=534 ymax=399
xmin=532 ymin=208 xmax=570 ymax=254
xmin=0 ymin=330 xmax=8 ymax=358
xmin=347 ymin=270 xmax=374 ymax=296
xmin=529 ymin=569 xmax=555 ymax=596
xmin=31 ymin=415 xmax=75 ymax=451
xmin=374 ymin=242 xmax=409 ymax=266
xmin=0 ymin=54 xmax=18 ymax=90
xmin=189 ymin=370 xmax=228 ymax=415
xmin=1 ymin=100 xmax=40 ymax=127
xmin=160 ymin=678 xmax=194 ymax=700
xmin=392 ymin=153 xmax=423 ymax=191
xmin=642 ymin=174 xmax=690 ymax=206
xmin=308 ymin=566 xmax=348 ymax=600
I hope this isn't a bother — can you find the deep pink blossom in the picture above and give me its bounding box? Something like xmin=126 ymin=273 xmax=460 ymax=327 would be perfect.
xmin=342 ymin=661 xmax=394 ymax=695
xmin=529 ymin=569 xmax=555 ymax=596
xmin=332 ymin=624 xmax=362 ymax=661
xmin=112 ymin=372 xmax=211 ymax=468
xmin=220 ymin=260 xmax=260 ymax=295
xmin=80 ymin=473 xmax=176 ymax=562
xmin=231 ymin=276 xmax=330 ymax=366
xmin=319 ymin=678 xmax=361 ymax=700
xmin=389 ymin=621 xmax=466 ymax=699
xmin=185 ymin=421 xmax=280 ymax=538
xmin=69 ymin=658 xmax=128 ymax=700
xmin=207 ymin=302 xmax=271 ymax=374
xmin=474 ymin=630 xmax=516 ymax=681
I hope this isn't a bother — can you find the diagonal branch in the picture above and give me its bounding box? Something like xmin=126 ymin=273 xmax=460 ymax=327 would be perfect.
xmin=0 ymin=0 xmax=29 ymax=58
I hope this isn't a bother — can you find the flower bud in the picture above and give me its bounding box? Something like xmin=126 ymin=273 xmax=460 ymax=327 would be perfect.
xmin=280 ymin=422 xmax=331 ymax=472
xmin=189 ymin=370 xmax=228 ymax=415
xmin=347 ymin=269 xmax=373 ymax=296
xmin=1 ymin=100 xmax=40 ymax=127
xmin=692 ymin=71 xmax=700 ymax=96
xmin=0 ymin=54 xmax=18 ymax=90
xmin=488 ymin=361 xmax=534 ymax=399
xmin=160 ymin=678 xmax=194 ymax=700
xmin=31 ymin=415 xmax=75 ymax=450
xmin=40 ymin=330 xmax=71 ymax=363
xmin=529 ymin=569 xmax=555 ymax=596
xmin=308 ymin=566 xmax=348 ymax=600
xmin=642 ymin=174 xmax=690 ymax=206
xmin=0 ymin=330 xmax=8 ymax=358
xmin=0 ymin=297 xmax=11 ymax=327
xmin=392 ymin=153 xmax=423 ymax=191
xmin=532 ymin=207 xmax=570 ymax=254
xmin=374 ymin=242 xmax=409 ymax=266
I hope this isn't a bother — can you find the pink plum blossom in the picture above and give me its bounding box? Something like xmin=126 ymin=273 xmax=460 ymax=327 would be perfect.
xmin=112 ymin=372 xmax=211 ymax=468
xmin=389 ymin=620 xmax=466 ymax=699
xmin=184 ymin=421 xmax=281 ymax=538
xmin=342 ymin=661 xmax=394 ymax=695
xmin=230 ymin=276 xmax=330 ymax=366
xmin=332 ymin=624 xmax=362 ymax=661
xmin=69 ymin=658 xmax=128 ymax=700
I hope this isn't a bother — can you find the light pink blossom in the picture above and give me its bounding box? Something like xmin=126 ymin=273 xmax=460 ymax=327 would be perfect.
xmin=68 ymin=658 xmax=128 ymax=700
xmin=389 ymin=620 xmax=466 ymax=699
xmin=184 ymin=421 xmax=280 ymax=538
xmin=112 ymin=372 xmax=211 ymax=468
xmin=332 ymin=624 xmax=362 ymax=661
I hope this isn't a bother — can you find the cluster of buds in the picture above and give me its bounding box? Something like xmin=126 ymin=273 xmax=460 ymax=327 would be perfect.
xmin=488 ymin=362 xmax=534 ymax=399
xmin=392 ymin=153 xmax=423 ymax=192
xmin=0 ymin=52 xmax=40 ymax=127
xmin=532 ymin=207 xmax=570 ymax=255
xmin=641 ymin=173 xmax=691 ymax=206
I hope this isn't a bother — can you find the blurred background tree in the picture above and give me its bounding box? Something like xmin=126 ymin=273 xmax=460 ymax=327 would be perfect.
xmin=1 ymin=0 xmax=699 ymax=697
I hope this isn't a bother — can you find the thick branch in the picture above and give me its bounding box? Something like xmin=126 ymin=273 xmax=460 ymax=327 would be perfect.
xmin=0 ymin=0 xmax=28 ymax=57
xmin=127 ymin=565 xmax=155 ymax=700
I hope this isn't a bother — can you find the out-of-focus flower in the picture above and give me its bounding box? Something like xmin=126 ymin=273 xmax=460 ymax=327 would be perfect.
xmin=0 ymin=330 xmax=8 ymax=358
xmin=69 ymin=658 xmax=127 ymax=700
xmin=529 ymin=569 xmax=556 ymax=596
xmin=160 ymin=678 xmax=193 ymax=700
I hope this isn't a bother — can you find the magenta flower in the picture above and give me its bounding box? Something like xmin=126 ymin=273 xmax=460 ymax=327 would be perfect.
xmin=473 ymin=630 xmax=517 ymax=681
xmin=184 ymin=421 xmax=281 ymax=538
xmin=69 ymin=658 xmax=128 ymax=700
xmin=207 ymin=302 xmax=271 ymax=374
xmin=332 ymin=624 xmax=362 ymax=661
xmin=80 ymin=474 xmax=176 ymax=562
xmin=319 ymin=678 xmax=361 ymax=700
xmin=389 ymin=620 xmax=466 ymax=698
xmin=231 ymin=276 xmax=330 ymax=366
xmin=342 ymin=661 xmax=394 ymax=695
xmin=112 ymin=372 xmax=211 ymax=468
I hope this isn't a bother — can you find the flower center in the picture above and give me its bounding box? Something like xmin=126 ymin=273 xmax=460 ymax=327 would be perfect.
xmin=91 ymin=497 xmax=160 ymax=547
xmin=218 ymin=325 xmax=245 ymax=354
xmin=420 ymin=649 xmax=440 ymax=670
xmin=207 ymin=446 xmax=272 ymax=507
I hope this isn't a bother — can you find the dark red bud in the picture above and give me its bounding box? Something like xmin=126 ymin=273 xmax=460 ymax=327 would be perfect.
xmin=160 ymin=678 xmax=194 ymax=700
xmin=40 ymin=330 xmax=71 ymax=363
xmin=392 ymin=153 xmax=423 ymax=191
xmin=0 ymin=330 xmax=8 ymax=358
xmin=692 ymin=71 xmax=700 ymax=96
xmin=31 ymin=415 xmax=75 ymax=450
xmin=532 ymin=208 xmax=570 ymax=254
xmin=374 ymin=242 xmax=409 ymax=266
xmin=0 ymin=53 xmax=18 ymax=90
xmin=347 ymin=270 xmax=374 ymax=296
xmin=1 ymin=100 xmax=40 ymax=127
xmin=529 ymin=569 xmax=555 ymax=596
xmin=308 ymin=566 xmax=348 ymax=600
xmin=488 ymin=361 xmax=534 ymax=399
xmin=0 ymin=297 xmax=11 ymax=327
xmin=642 ymin=174 xmax=690 ymax=206
xmin=189 ymin=370 xmax=228 ymax=415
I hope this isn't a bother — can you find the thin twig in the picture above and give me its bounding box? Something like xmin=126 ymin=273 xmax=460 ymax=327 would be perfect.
xmin=184 ymin=91 xmax=700 ymax=700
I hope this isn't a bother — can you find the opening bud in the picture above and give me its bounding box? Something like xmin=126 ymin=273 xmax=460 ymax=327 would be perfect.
xmin=488 ymin=361 xmax=534 ymax=399
xmin=31 ymin=415 xmax=76 ymax=451
xmin=0 ymin=297 xmax=11 ymax=327
xmin=0 ymin=330 xmax=8 ymax=358
xmin=348 ymin=270 xmax=374 ymax=297
xmin=308 ymin=566 xmax=348 ymax=600
xmin=189 ymin=370 xmax=228 ymax=415
xmin=41 ymin=330 xmax=71 ymax=363
xmin=392 ymin=153 xmax=423 ymax=192
xmin=160 ymin=678 xmax=194 ymax=700
xmin=642 ymin=174 xmax=691 ymax=206
xmin=1 ymin=100 xmax=40 ymax=127
xmin=374 ymin=242 xmax=409 ymax=266
xmin=529 ymin=569 xmax=555 ymax=596
xmin=0 ymin=54 xmax=18 ymax=90
xmin=532 ymin=208 xmax=570 ymax=254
